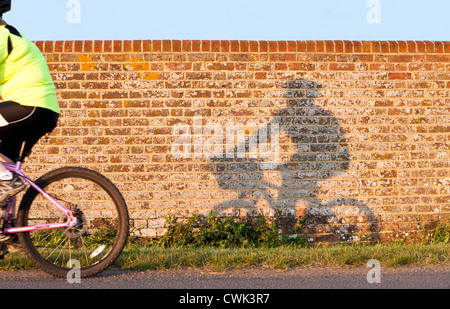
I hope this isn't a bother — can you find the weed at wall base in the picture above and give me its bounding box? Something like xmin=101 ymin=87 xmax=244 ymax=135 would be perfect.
xmin=148 ymin=212 xmax=309 ymax=248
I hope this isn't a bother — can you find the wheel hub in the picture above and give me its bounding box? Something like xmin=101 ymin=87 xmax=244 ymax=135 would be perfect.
xmin=64 ymin=208 xmax=87 ymax=238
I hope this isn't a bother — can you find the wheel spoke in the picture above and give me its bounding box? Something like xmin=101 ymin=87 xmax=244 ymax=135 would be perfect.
xmin=18 ymin=167 xmax=129 ymax=277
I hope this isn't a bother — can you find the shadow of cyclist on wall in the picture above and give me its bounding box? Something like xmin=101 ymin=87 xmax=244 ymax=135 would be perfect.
xmin=208 ymin=80 xmax=379 ymax=242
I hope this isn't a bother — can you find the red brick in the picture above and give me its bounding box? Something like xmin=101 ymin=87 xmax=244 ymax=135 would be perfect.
xmin=426 ymin=54 xmax=450 ymax=62
xmin=142 ymin=40 xmax=151 ymax=52
xmin=329 ymin=63 xmax=355 ymax=71
xmin=407 ymin=41 xmax=416 ymax=52
xmin=444 ymin=41 xmax=450 ymax=53
xmin=54 ymin=41 xmax=64 ymax=52
xmin=306 ymin=41 xmax=315 ymax=52
xmin=352 ymin=41 xmax=362 ymax=53
xmin=172 ymin=40 xmax=181 ymax=52
xmin=362 ymin=41 xmax=371 ymax=53
xmin=162 ymin=40 xmax=171 ymax=52
xmin=380 ymin=41 xmax=389 ymax=53
xmin=275 ymin=63 xmax=287 ymax=70
xmin=207 ymin=40 xmax=217 ymax=52
xmin=343 ymin=41 xmax=353 ymax=53
xmin=83 ymin=40 xmax=93 ymax=53
xmin=230 ymin=40 xmax=239 ymax=52
xmin=64 ymin=41 xmax=74 ymax=52
xmin=371 ymin=41 xmax=380 ymax=53
xmin=113 ymin=40 xmax=122 ymax=53
xmin=103 ymin=40 xmax=112 ymax=52
xmin=415 ymin=41 xmax=425 ymax=52
xmin=397 ymin=41 xmax=407 ymax=53
xmin=388 ymin=72 xmax=412 ymax=80
xmin=192 ymin=40 xmax=201 ymax=52
xmin=74 ymin=41 xmax=83 ymax=53
xmin=240 ymin=40 xmax=249 ymax=52
xmin=297 ymin=41 xmax=306 ymax=52
xmin=220 ymin=40 xmax=229 ymax=52
xmin=259 ymin=41 xmax=268 ymax=52
xmin=152 ymin=40 xmax=161 ymax=52
xmin=389 ymin=41 xmax=398 ymax=53
xmin=268 ymin=41 xmax=277 ymax=52
xmin=249 ymin=41 xmax=259 ymax=52
xmin=201 ymin=40 xmax=210 ymax=52
xmin=325 ymin=41 xmax=334 ymax=53
xmin=123 ymin=40 xmax=133 ymax=53
xmin=166 ymin=63 xmax=192 ymax=70
xmin=287 ymin=41 xmax=296 ymax=52
xmin=433 ymin=41 xmax=443 ymax=53
xmin=132 ymin=40 xmax=142 ymax=52
xmin=389 ymin=55 xmax=414 ymax=62
xmin=289 ymin=63 xmax=315 ymax=71
xmin=182 ymin=40 xmax=191 ymax=52
xmin=94 ymin=41 xmax=103 ymax=53
xmin=334 ymin=41 xmax=344 ymax=53
xmin=425 ymin=41 xmax=434 ymax=53
xmin=44 ymin=41 xmax=54 ymax=53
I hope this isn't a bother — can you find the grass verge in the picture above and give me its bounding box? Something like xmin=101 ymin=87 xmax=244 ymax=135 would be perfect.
xmin=113 ymin=243 xmax=449 ymax=272
xmin=0 ymin=243 xmax=448 ymax=272
xmin=1 ymin=215 xmax=448 ymax=272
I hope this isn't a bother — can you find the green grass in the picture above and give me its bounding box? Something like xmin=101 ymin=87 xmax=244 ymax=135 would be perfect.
xmin=0 ymin=243 xmax=448 ymax=272
xmin=115 ymin=242 xmax=449 ymax=272
xmin=1 ymin=215 xmax=448 ymax=272
xmin=0 ymin=251 xmax=34 ymax=271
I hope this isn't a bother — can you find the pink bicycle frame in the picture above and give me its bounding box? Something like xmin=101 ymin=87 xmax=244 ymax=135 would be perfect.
xmin=2 ymin=161 xmax=77 ymax=234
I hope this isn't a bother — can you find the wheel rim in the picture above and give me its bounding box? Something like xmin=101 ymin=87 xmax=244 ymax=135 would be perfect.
xmin=22 ymin=174 xmax=125 ymax=271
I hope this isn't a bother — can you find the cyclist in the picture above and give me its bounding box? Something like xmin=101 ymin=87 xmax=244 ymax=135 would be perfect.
xmin=0 ymin=0 xmax=60 ymax=202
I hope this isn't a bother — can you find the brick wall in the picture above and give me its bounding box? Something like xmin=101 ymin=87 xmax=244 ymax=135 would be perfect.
xmin=31 ymin=40 xmax=449 ymax=243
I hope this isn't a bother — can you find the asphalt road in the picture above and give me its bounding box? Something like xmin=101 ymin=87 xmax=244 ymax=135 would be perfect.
xmin=0 ymin=264 xmax=448 ymax=290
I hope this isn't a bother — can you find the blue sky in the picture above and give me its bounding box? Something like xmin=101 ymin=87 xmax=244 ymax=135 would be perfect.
xmin=4 ymin=0 xmax=449 ymax=41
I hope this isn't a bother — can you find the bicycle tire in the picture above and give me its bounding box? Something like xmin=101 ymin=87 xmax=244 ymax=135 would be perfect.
xmin=17 ymin=167 xmax=129 ymax=278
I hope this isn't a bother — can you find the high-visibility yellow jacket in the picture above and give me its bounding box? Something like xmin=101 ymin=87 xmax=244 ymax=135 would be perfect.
xmin=0 ymin=24 xmax=59 ymax=114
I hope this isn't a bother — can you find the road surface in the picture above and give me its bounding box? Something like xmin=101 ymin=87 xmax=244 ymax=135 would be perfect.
xmin=0 ymin=265 xmax=448 ymax=289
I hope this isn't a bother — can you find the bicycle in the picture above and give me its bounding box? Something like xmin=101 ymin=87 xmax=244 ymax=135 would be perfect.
xmin=0 ymin=142 xmax=129 ymax=278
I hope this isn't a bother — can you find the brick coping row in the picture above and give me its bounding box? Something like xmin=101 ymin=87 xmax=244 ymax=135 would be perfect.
xmin=34 ymin=40 xmax=450 ymax=54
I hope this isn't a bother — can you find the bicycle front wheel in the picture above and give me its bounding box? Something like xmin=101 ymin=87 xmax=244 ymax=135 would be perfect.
xmin=17 ymin=167 xmax=129 ymax=278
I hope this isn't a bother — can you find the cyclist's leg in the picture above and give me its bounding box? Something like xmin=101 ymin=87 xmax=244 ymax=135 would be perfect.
xmin=0 ymin=102 xmax=35 ymax=200
xmin=0 ymin=102 xmax=37 ymax=158
xmin=0 ymin=101 xmax=59 ymax=158
xmin=0 ymin=139 xmax=22 ymax=165
xmin=0 ymin=101 xmax=58 ymax=201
